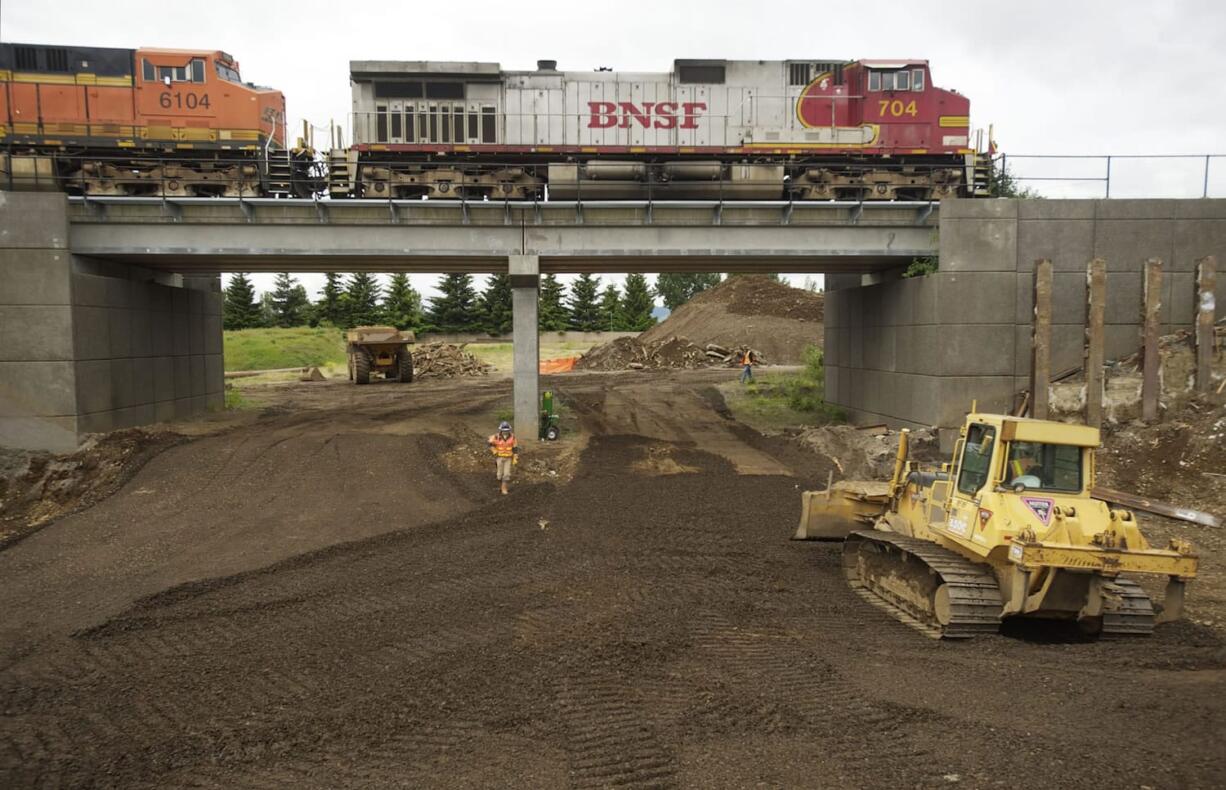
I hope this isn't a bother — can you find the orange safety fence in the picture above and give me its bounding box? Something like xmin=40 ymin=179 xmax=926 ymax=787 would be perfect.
xmin=539 ymin=356 xmax=579 ymax=374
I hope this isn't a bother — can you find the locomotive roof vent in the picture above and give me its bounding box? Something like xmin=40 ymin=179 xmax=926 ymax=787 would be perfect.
xmin=536 ymin=59 xmax=558 ymax=71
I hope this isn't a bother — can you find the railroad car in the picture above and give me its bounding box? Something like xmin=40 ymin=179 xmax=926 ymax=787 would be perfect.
xmin=0 ymin=41 xmax=315 ymax=196
xmin=334 ymin=58 xmax=989 ymax=200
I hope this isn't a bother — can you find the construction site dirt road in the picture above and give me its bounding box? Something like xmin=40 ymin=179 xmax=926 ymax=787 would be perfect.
xmin=2 ymin=371 xmax=1224 ymax=788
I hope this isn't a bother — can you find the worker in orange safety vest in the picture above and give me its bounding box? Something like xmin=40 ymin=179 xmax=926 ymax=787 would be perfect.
xmin=739 ymin=348 xmax=755 ymax=384
xmin=488 ymin=420 xmax=519 ymax=495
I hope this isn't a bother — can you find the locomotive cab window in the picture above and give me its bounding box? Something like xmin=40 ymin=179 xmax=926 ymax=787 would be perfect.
xmin=145 ymin=58 xmax=206 ymax=83
xmin=869 ymin=69 xmax=919 ymax=92
xmin=215 ymin=61 xmax=242 ymax=83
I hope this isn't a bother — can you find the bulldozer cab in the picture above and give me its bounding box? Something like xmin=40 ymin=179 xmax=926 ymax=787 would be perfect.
xmin=947 ymin=416 xmax=1095 ymax=498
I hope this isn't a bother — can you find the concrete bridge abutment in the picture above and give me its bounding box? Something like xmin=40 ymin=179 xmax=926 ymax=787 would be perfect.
xmin=825 ymin=198 xmax=1226 ymax=447
xmin=1 ymin=193 xmax=223 ymax=451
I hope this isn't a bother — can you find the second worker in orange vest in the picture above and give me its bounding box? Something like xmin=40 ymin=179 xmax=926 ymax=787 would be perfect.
xmin=488 ymin=421 xmax=519 ymax=495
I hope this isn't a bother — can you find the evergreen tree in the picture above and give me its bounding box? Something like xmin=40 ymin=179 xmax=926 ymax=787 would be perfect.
xmin=567 ymin=273 xmax=602 ymax=331
xmin=223 ymin=272 xmax=261 ymax=330
xmin=426 ymin=273 xmax=481 ymax=333
xmin=317 ymin=272 xmax=345 ymax=326
xmin=620 ymin=273 xmax=657 ymax=331
xmin=257 ymin=292 xmax=277 ymax=328
xmin=654 ymin=273 xmax=722 ymax=310
xmin=479 ymin=273 xmax=513 ymax=335
xmin=269 ymin=272 xmax=310 ymax=327
xmin=598 ymin=282 xmax=623 ymax=331
xmin=343 ymin=272 xmax=383 ymax=327
xmin=538 ymin=273 xmax=569 ymax=331
xmin=381 ymin=273 xmax=424 ymax=331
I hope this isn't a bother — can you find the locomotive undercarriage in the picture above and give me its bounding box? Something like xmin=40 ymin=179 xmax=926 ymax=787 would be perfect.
xmin=358 ymin=165 xmax=544 ymax=200
xmin=1 ymin=148 xmax=319 ymax=198
xmin=332 ymin=152 xmax=968 ymax=202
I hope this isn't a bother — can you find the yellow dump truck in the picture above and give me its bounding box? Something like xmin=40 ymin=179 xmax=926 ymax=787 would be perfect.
xmin=794 ymin=411 xmax=1198 ymax=638
xmin=346 ymin=326 xmax=414 ymax=385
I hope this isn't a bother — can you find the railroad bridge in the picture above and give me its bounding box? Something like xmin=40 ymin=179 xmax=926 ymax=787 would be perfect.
xmin=2 ymin=191 xmax=1224 ymax=450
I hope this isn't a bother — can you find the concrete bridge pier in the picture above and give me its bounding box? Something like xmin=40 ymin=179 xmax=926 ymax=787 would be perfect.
xmin=510 ymin=254 xmax=540 ymax=443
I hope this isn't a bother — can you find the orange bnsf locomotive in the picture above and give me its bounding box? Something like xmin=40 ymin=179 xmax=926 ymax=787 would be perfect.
xmin=1 ymin=45 xmax=988 ymax=200
xmin=333 ymin=58 xmax=990 ymax=201
xmin=0 ymin=41 xmax=316 ymax=196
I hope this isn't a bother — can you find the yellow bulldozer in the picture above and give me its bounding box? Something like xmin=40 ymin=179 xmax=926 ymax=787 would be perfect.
xmin=794 ymin=410 xmax=1198 ymax=638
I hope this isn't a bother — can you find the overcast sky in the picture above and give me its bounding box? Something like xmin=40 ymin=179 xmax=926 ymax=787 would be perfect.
xmin=4 ymin=0 xmax=1224 ymax=300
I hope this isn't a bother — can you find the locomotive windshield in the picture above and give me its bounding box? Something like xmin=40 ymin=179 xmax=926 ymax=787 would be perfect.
xmin=215 ymin=61 xmax=241 ymax=82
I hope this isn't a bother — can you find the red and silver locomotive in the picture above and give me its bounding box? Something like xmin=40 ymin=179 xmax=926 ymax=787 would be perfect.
xmin=334 ymin=58 xmax=986 ymax=200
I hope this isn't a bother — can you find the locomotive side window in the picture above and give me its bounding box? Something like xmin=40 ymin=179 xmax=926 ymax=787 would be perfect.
xmin=868 ymin=70 xmax=880 ymax=92
xmin=912 ymin=69 xmax=924 ymax=91
xmin=894 ymin=71 xmax=910 ymax=91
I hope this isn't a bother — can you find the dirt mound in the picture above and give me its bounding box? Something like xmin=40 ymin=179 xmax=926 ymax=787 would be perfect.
xmin=639 ymin=276 xmax=824 ymax=364
xmin=576 ymin=335 xmax=711 ymax=371
xmin=414 ymin=342 xmax=492 ymax=378
xmin=795 ymin=424 xmax=940 ymax=479
xmin=0 ymin=429 xmax=185 ymax=550
xmin=1098 ymin=395 xmax=1226 ymax=522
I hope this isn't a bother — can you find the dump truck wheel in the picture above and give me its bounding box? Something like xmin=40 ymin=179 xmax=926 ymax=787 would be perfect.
xmin=354 ymin=349 xmax=371 ymax=385
xmin=399 ymin=350 xmax=414 ymax=383
xmin=545 ymin=425 xmax=560 ymax=441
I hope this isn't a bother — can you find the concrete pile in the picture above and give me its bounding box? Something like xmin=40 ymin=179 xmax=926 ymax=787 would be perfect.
xmin=413 ymin=343 xmax=492 ymax=378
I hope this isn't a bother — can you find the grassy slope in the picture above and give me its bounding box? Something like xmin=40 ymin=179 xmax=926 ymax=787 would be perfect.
xmin=224 ymin=327 xmax=348 ymax=372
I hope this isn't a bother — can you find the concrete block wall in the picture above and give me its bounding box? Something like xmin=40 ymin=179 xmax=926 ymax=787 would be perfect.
xmin=0 ymin=192 xmax=223 ymax=451
xmin=70 ymin=257 xmax=223 ymax=435
xmin=827 ymin=198 xmax=1226 ymax=438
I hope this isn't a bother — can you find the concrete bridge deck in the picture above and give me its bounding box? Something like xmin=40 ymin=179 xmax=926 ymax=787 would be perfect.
xmin=66 ymin=197 xmax=938 ymax=273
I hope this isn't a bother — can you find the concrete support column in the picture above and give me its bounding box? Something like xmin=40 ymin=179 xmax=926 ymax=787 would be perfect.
xmin=510 ymin=254 xmax=540 ymax=442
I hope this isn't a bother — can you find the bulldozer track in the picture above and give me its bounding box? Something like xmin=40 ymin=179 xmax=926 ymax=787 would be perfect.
xmin=844 ymin=530 xmax=1003 ymax=639
xmin=1102 ymin=577 xmax=1157 ymax=636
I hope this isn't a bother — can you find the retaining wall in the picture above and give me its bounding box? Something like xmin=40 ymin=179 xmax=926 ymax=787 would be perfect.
xmin=825 ymin=198 xmax=1226 ymax=442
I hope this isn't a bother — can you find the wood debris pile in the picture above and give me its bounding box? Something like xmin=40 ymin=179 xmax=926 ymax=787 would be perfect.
xmin=413 ymin=343 xmax=492 ymax=378
xmin=703 ymin=343 xmax=767 ymax=367
xmin=577 ymin=336 xmax=712 ymax=370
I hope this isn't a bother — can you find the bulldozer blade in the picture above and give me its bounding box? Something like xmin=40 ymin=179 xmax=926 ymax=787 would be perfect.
xmin=793 ymin=481 xmax=891 ymax=540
